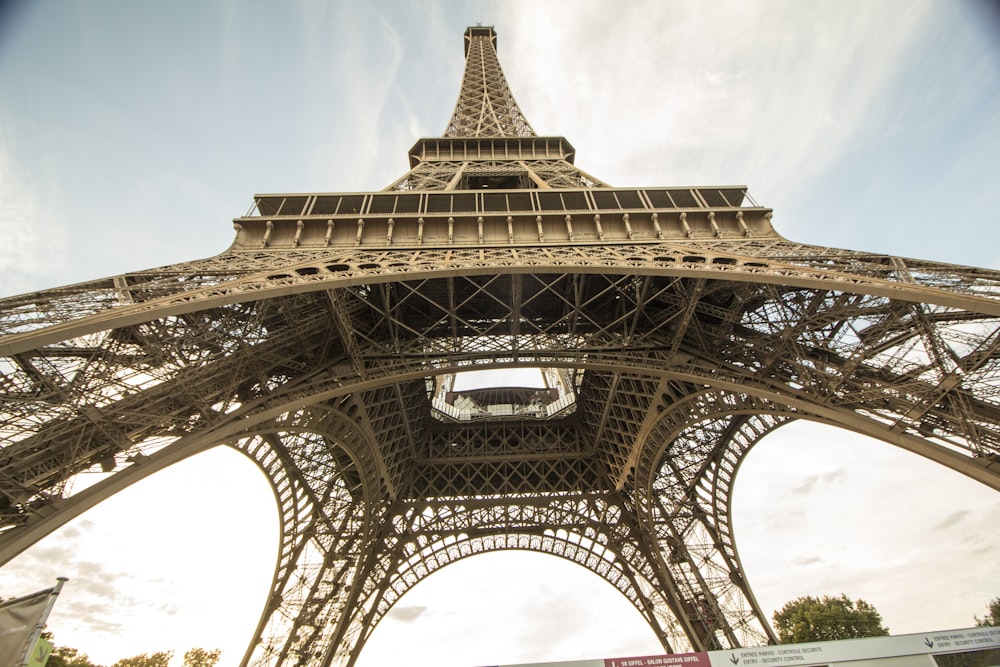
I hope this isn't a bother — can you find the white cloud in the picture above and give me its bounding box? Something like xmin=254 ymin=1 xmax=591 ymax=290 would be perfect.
xmin=386 ymin=604 xmax=427 ymax=622
xmin=356 ymin=552 xmax=662 ymax=667
xmin=0 ymin=447 xmax=277 ymax=666
xmin=732 ymin=421 xmax=1000 ymax=634
xmin=499 ymin=0 xmax=938 ymax=206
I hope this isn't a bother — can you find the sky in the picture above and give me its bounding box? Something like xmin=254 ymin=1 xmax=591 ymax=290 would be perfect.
xmin=0 ymin=1 xmax=999 ymax=666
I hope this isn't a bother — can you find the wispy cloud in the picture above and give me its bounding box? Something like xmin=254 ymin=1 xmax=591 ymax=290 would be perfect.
xmin=501 ymin=0 xmax=938 ymax=207
xmin=791 ymin=466 xmax=849 ymax=495
xmin=932 ymin=510 xmax=971 ymax=531
xmin=387 ymin=604 xmax=428 ymax=622
xmin=791 ymin=555 xmax=823 ymax=567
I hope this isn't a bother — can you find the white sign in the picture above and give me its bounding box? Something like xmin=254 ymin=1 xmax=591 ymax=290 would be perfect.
xmin=706 ymin=627 xmax=1000 ymax=667
xmin=501 ymin=626 xmax=1000 ymax=667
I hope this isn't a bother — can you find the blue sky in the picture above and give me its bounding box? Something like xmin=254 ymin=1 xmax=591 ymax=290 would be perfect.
xmin=1 ymin=1 xmax=999 ymax=666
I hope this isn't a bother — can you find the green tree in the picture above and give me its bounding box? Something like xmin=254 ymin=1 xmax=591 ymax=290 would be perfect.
xmin=773 ymin=594 xmax=889 ymax=643
xmin=183 ymin=648 xmax=222 ymax=667
xmin=975 ymin=597 xmax=1000 ymax=627
xmin=37 ymin=634 xmax=101 ymax=667
xmin=44 ymin=646 xmax=102 ymax=667
xmin=109 ymin=652 xmax=173 ymax=667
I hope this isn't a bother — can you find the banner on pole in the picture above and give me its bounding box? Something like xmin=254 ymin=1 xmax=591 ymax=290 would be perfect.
xmin=0 ymin=587 xmax=57 ymax=665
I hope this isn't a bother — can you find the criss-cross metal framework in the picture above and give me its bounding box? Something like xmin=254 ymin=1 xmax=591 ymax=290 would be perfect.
xmin=1 ymin=25 xmax=999 ymax=666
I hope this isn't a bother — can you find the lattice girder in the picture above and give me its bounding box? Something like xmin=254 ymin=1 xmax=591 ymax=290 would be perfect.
xmin=6 ymin=236 xmax=1000 ymax=354
xmin=232 ymin=402 xmax=395 ymax=666
xmin=235 ymin=426 xmax=693 ymax=664
xmin=444 ymin=26 xmax=534 ymax=138
xmin=4 ymin=265 xmax=1000 ymax=538
xmin=5 ymin=260 xmax=998 ymax=506
xmin=4 ymin=24 xmax=1000 ymax=665
xmin=1 ymin=264 xmax=997 ymax=655
xmin=2 ymin=272 xmax=1000 ymax=662
xmin=302 ymin=492 xmax=693 ymax=663
xmin=385 ymin=156 xmax=609 ymax=192
xmin=633 ymin=393 xmax=798 ymax=649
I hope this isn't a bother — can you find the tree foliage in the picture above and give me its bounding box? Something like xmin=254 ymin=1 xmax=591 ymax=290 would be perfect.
xmin=975 ymin=597 xmax=1000 ymax=627
xmin=45 ymin=646 xmax=101 ymax=667
xmin=39 ymin=636 xmax=222 ymax=667
xmin=773 ymin=594 xmax=889 ymax=643
xmin=183 ymin=648 xmax=222 ymax=667
xmin=110 ymin=652 xmax=173 ymax=667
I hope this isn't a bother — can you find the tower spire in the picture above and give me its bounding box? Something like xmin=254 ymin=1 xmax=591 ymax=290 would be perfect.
xmin=386 ymin=26 xmax=606 ymax=191
xmin=443 ymin=25 xmax=535 ymax=138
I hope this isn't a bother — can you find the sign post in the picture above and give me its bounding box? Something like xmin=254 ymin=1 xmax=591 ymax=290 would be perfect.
xmin=0 ymin=577 xmax=68 ymax=667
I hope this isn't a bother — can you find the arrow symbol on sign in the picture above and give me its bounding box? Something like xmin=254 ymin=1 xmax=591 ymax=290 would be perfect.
xmin=924 ymin=638 xmax=934 ymax=648
xmin=34 ymin=644 xmax=51 ymax=662
xmin=730 ymin=655 xmax=740 ymax=665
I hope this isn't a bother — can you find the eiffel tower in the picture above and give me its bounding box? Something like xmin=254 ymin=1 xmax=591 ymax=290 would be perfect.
xmin=2 ymin=24 xmax=999 ymax=666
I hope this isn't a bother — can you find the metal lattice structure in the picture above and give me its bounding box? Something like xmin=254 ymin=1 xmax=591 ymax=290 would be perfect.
xmin=1 ymin=25 xmax=999 ymax=666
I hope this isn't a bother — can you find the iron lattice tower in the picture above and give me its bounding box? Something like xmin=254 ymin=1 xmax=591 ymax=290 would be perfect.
xmin=1 ymin=25 xmax=999 ymax=665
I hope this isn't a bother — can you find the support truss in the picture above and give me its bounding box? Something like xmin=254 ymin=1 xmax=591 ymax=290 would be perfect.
xmin=2 ymin=23 xmax=999 ymax=667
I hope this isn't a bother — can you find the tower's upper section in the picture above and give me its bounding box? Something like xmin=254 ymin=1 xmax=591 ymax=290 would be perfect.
xmin=443 ymin=26 xmax=536 ymax=138
xmin=236 ymin=26 xmax=771 ymax=247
